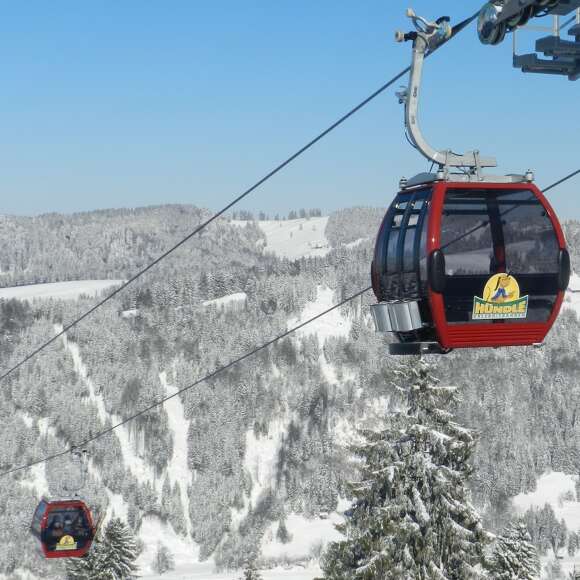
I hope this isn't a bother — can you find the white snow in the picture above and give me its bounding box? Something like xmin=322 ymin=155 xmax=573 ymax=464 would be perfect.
xmin=159 ymin=370 xmax=193 ymax=535
xmin=121 ymin=308 xmax=139 ymax=318
xmin=564 ymin=272 xmax=580 ymax=318
xmin=261 ymin=513 xmax=344 ymax=563
xmin=513 ymin=471 xmax=576 ymax=514
xmin=289 ymin=286 xmax=352 ymax=347
xmin=203 ymin=292 xmax=247 ymax=309
xmin=37 ymin=417 xmax=58 ymax=438
xmin=86 ymin=458 xmax=129 ymax=524
xmin=513 ymin=471 xmax=580 ymax=578
xmin=0 ymin=279 xmax=124 ymax=301
xmin=0 ymin=570 xmax=42 ymax=580
xmin=234 ymin=414 xmax=290 ymax=529
xmin=513 ymin=471 xmax=580 ymax=530
xmin=18 ymin=411 xmax=34 ymax=428
xmin=332 ymin=415 xmax=366 ymax=449
xmin=137 ymin=514 xmax=200 ymax=577
xmin=288 ymin=285 xmax=352 ymax=389
xmin=232 ymin=217 xmax=330 ymax=260
xmin=19 ymin=463 xmax=49 ymax=499
xmin=136 ymin=515 xmax=323 ymax=580
xmin=139 ymin=562 xmax=321 ymax=580
xmin=345 ymin=237 xmax=369 ymax=248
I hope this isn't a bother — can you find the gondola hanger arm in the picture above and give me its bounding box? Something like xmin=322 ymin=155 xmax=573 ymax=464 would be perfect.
xmin=395 ymin=9 xmax=497 ymax=173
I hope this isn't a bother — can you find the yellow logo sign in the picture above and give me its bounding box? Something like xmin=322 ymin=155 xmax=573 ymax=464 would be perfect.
xmin=55 ymin=535 xmax=77 ymax=551
xmin=472 ymin=273 xmax=528 ymax=320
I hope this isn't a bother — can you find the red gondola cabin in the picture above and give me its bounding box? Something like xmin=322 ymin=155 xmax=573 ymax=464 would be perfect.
xmin=30 ymin=498 xmax=96 ymax=558
xmin=371 ymin=179 xmax=570 ymax=354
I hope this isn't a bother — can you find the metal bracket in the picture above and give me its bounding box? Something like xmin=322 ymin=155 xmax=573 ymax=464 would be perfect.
xmin=395 ymin=9 xmax=497 ymax=172
xmin=512 ymin=6 xmax=580 ymax=80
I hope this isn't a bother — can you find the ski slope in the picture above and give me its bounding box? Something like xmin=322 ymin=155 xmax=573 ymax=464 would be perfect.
xmin=232 ymin=217 xmax=330 ymax=260
xmin=513 ymin=471 xmax=580 ymax=578
xmin=203 ymin=292 xmax=248 ymax=309
xmin=136 ymin=515 xmax=323 ymax=580
xmin=0 ymin=280 xmax=124 ymax=301
xmin=289 ymin=286 xmax=352 ymax=346
xmin=160 ymin=370 xmax=193 ymax=536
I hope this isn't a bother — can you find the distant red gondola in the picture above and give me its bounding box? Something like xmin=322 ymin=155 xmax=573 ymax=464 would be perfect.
xmin=30 ymin=498 xmax=96 ymax=558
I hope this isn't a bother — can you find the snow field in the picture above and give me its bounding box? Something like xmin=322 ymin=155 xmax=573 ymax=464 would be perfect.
xmin=137 ymin=515 xmax=201 ymax=578
xmin=0 ymin=279 xmax=124 ymax=301
xmin=261 ymin=508 xmax=348 ymax=564
xmin=231 ymin=413 xmax=291 ymax=530
xmin=513 ymin=471 xmax=578 ymax=519
xmin=564 ymin=272 xmax=580 ymax=318
xmin=231 ymin=217 xmax=330 ymax=260
xmin=203 ymin=292 xmax=248 ymax=309
xmin=159 ymin=369 xmax=193 ymax=536
xmin=289 ymin=286 xmax=352 ymax=348
xmin=513 ymin=471 xmax=580 ymax=578
xmin=19 ymin=463 xmax=49 ymax=499
xmin=137 ymin=515 xmax=323 ymax=580
xmin=0 ymin=570 xmax=40 ymax=580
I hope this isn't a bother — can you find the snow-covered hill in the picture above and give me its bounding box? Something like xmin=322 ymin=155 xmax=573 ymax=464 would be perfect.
xmin=232 ymin=217 xmax=330 ymax=259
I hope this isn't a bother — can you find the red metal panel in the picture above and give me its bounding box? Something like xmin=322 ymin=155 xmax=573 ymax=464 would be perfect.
xmin=426 ymin=182 xmax=447 ymax=346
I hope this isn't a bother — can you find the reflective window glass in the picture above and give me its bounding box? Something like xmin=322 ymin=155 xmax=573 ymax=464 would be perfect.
xmin=403 ymin=227 xmax=416 ymax=272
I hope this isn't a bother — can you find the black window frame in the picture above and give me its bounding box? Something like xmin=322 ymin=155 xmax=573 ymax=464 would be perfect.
xmin=374 ymin=188 xmax=431 ymax=301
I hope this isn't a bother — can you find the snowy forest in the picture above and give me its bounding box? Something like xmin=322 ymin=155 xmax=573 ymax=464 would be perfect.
xmin=1 ymin=205 xmax=580 ymax=578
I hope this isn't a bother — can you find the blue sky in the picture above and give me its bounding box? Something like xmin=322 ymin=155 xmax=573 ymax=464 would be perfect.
xmin=0 ymin=1 xmax=578 ymax=217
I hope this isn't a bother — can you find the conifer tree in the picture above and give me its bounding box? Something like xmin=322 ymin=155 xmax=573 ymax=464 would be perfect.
xmin=238 ymin=558 xmax=263 ymax=580
xmin=490 ymin=521 xmax=540 ymax=579
xmin=320 ymin=360 xmax=488 ymax=579
xmin=153 ymin=542 xmax=175 ymax=575
xmin=568 ymin=530 xmax=578 ymax=557
xmin=276 ymin=516 xmax=292 ymax=544
xmin=66 ymin=517 xmax=139 ymax=579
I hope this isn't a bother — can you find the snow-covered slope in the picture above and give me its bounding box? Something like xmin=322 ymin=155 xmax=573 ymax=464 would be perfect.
xmin=289 ymin=285 xmax=354 ymax=388
xmin=160 ymin=370 xmax=193 ymax=535
xmin=513 ymin=471 xmax=580 ymax=578
xmin=0 ymin=280 xmax=124 ymax=301
xmin=137 ymin=515 xmax=323 ymax=580
xmin=232 ymin=217 xmax=330 ymax=259
xmin=289 ymin=286 xmax=351 ymax=346
xmin=261 ymin=505 xmax=348 ymax=565
xmin=203 ymin=292 xmax=247 ymax=309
